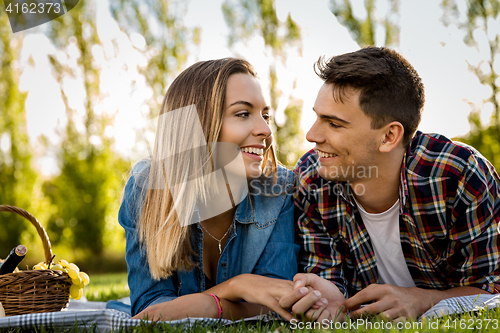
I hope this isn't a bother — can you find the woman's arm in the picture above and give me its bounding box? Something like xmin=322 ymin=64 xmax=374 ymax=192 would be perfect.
xmin=132 ymin=294 xmax=217 ymax=320
xmin=132 ymin=290 xmax=289 ymax=321
xmin=200 ymin=190 xmax=301 ymax=321
xmin=127 ymin=167 xmax=302 ymax=321
xmin=131 ymin=275 xmax=297 ymax=321
xmin=119 ymin=168 xmax=179 ymax=315
xmin=132 ymin=291 xmax=279 ymax=321
xmin=202 ymin=274 xmax=295 ymax=320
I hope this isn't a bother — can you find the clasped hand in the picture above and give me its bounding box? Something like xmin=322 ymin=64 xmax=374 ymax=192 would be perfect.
xmin=280 ymin=275 xmax=430 ymax=322
xmin=133 ymin=274 xmax=430 ymax=322
xmin=278 ymin=273 xmax=346 ymax=322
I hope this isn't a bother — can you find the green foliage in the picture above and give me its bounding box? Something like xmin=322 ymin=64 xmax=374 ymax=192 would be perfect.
xmin=0 ymin=11 xmax=38 ymax=255
xmin=110 ymin=0 xmax=192 ymax=117
xmin=222 ymin=0 xmax=304 ymax=167
xmin=275 ymin=98 xmax=304 ymax=168
xmin=441 ymin=0 xmax=500 ymax=171
xmin=285 ymin=13 xmax=301 ymax=44
xmin=42 ymin=118 xmax=129 ymax=258
xmin=41 ymin=0 xmax=129 ymax=262
xmin=223 ymin=0 xmax=301 ymax=58
xmin=35 ymin=0 xmax=194 ymax=267
xmin=454 ymin=109 xmax=500 ymax=171
xmin=330 ymin=0 xmax=400 ymax=47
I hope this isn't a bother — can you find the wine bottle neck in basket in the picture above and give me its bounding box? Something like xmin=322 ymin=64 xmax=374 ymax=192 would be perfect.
xmin=0 ymin=245 xmax=28 ymax=275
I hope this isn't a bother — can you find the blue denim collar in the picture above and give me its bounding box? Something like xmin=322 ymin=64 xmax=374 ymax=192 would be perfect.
xmin=234 ymin=193 xmax=256 ymax=224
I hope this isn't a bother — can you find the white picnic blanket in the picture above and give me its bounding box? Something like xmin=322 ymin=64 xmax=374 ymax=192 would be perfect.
xmin=0 ymin=294 xmax=498 ymax=331
xmin=420 ymin=294 xmax=499 ymax=320
xmin=0 ymin=309 xmax=229 ymax=332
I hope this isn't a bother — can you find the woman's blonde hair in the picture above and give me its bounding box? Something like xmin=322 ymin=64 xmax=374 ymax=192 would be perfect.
xmin=139 ymin=58 xmax=278 ymax=280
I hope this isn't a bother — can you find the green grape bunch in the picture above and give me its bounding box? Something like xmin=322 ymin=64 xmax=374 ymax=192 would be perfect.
xmin=32 ymin=259 xmax=90 ymax=300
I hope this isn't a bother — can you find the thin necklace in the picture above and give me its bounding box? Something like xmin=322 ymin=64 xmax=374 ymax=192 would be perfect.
xmin=200 ymin=222 xmax=232 ymax=254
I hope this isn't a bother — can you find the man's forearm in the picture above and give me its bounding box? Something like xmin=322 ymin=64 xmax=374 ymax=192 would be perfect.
xmin=413 ymin=286 xmax=491 ymax=316
xmin=343 ymin=283 xmax=492 ymax=321
xmin=426 ymin=286 xmax=490 ymax=305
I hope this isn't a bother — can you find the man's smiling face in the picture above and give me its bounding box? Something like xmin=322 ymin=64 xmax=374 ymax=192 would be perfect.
xmin=306 ymin=84 xmax=382 ymax=184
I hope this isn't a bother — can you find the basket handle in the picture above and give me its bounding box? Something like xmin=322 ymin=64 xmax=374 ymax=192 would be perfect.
xmin=0 ymin=205 xmax=53 ymax=264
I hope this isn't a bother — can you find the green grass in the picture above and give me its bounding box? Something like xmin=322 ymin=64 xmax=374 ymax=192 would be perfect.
xmin=84 ymin=272 xmax=130 ymax=302
xmin=16 ymin=310 xmax=498 ymax=333
xmin=1 ymin=272 xmax=499 ymax=332
xmin=75 ymin=272 xmax=500 ymax=333
xmin=286 ymin=309 xmax=500 ymax=332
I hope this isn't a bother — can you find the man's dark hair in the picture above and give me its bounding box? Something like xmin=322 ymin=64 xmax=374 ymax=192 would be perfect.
xmin=315 ymin=46 xmax=425 ymax=146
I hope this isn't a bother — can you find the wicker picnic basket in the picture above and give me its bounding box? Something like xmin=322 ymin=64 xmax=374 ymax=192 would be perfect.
xmin=0 ymin=205 xmax=71 ymax=316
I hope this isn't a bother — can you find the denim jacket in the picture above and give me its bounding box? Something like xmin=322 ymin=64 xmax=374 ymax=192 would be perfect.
xmin=118 ymin=160 xmax=299 ymax=315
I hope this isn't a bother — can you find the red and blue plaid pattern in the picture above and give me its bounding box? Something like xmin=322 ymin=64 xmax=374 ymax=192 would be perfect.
xmin=294 ymin=131 xmax=500 ymax=298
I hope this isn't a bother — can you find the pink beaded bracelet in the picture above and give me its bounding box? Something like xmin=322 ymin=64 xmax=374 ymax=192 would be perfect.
xmin=209 ymin=293 xmax=223 ymax=320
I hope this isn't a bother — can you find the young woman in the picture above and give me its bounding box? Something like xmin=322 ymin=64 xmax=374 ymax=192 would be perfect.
xmin=118 ymin=58 xmax=301 ymax=321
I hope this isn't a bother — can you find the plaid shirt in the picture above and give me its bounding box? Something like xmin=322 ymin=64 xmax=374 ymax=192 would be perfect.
xmin=294 ymin=131 xmax=500 ymax=298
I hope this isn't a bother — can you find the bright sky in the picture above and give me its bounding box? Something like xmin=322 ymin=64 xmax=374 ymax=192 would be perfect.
xmin=15 ymin=0 xmax=498 ymax=175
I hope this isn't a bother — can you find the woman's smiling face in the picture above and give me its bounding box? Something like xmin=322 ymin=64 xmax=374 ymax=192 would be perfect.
xmin=218 ymin=73 xmax=272 ymax=179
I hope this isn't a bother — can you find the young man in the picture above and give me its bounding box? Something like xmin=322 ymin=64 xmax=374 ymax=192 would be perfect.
xmin=280 ymin=46 xmax=500 ymax=322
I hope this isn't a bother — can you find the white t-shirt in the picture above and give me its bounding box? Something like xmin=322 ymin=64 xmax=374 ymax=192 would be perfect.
xmin=354 ymin=198 xmax=416 ymax=288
